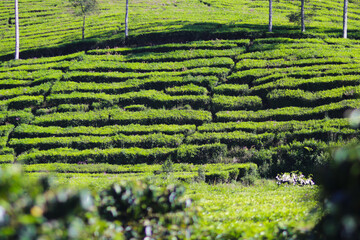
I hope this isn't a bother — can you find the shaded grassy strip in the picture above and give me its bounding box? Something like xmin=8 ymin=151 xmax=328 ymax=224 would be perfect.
xmin=63 ymin=68 xmax=228 ymax=83
xmin=87 ymin=40 xmax=249 ymax=55
xmin=69 ymin=57 xmax=234 ymax=72
xmin=85 ymin=47 xmax=245 ymax=63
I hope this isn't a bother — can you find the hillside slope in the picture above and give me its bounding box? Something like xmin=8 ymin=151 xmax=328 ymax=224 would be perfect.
xmin=1 ymin=37 xmax=360 ymax=176
xmin=2 ymin=0 xmax=360 ymax=59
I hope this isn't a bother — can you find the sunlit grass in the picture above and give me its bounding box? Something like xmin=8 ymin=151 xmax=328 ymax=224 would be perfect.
xmin=27 ymin=171 xmax=319 ymax=238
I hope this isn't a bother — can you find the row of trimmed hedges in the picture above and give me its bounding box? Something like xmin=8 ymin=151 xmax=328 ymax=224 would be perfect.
xmin=235 ymin=57 xmax=356 ymax=71
xmin=13 ymin=124 xmax=196 ymax=138
xmin=0 ymin=95 xmax=44 ymax=110
xmin=32 ymin=109 xmax=212 ymax=127
xmin=205 ymin=164 xmax=257 ymax=183
xmin=198 ymin=118 xmax=351 ymax=133
xmin=17 ymin=143 xmax=227 ymax=165
xmin=85 ymin=47 xmax=245 ymax=63
xmin=235 ymin=139 xmax=339 ymax=177
xmin=87 ymin=39 xmax=249 ymax=55
xmin=69 ymin=57 xmax=234 ymax=72
xmin=63 ymin=68 xmax=228 ymax=82
xmin=252 ymin=75 xmax=360 ymax=97
xmin=267 ymin=86 xmax=360 ymax=108
xmin=236 ymin=46 xmax=360 ymax=61
xmin=216 ymin=99 xmax=360 ymax=122
xmin=212 ymin=95 xmax=262 ymax=111
xmin=0 ymin=83 xmax=51 ymax=99
xmin=16 ymin=162 xmax=255 ymax=174
xmin=227 ymin=63 xmax=360 ymax=84
xmin=0 ymin=109 xmax=34 ymax=125
xmin=9 ymin=133 xmax=185 ymax=152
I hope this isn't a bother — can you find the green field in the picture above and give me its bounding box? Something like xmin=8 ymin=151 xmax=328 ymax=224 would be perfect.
xmin=1 ymin=0 xmax=360 ymax=238
xmin=2 ymin=0 xmax=360 ymax=59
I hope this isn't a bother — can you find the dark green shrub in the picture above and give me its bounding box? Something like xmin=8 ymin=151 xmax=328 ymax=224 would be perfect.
xmin=237 ymin=163 xmax=258 ymax=183
xmin=0 ymin=167 xmax=199 ymax=239
xmin=194 ymin=167 xmax=206 ymax=182
xmin=98 ymin=182 xmax=198 ymax=239
xmin=0 ymin=167 xmax=95 ymax=239
xmin=57 ymin=104 xmax=89 ymax=112
xmin=205 ymin=171 xmax=229 ymax=184
xmin=124 ymin=104 xmax=147 ymax=111
xmin=176 ymin=143 xmax=227 ymax=164
xmin=161 ymin=158 xmax=174 ymax=174
xmin=228 ymin=169 xmax=239 ymax=181
xmin=315 ymin=141 xmax=360 ymax=240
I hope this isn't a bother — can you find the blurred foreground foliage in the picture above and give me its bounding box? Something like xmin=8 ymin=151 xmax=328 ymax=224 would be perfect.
xmin=0 ymin=166 xmax=198 ymax=239
xmin=314 ymin=110 xmax=360 ymax=240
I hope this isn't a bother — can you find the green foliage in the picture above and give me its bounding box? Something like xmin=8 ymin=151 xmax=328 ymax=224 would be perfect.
xmin=123 ymin=105 xmax=147 ymax=111
xmin=315 ymin=141 xmax=360 ymax=239
xmin=0 ymin=37 xmax=359 ymax=180
xmin=205 ymin=171 xmax=229 ymax=184
xmin=217 ymin=99 xmax=360 ymax=122
xmin=162 ymin=158 xmax=174 ymax=174
xmin=0 ymin=167 xmax=95 ymax=239
xmin=213 ymin=84 xmax=249 ymax=96
xmin=212 ymin=95 xmax=262 ymax=111
xmin=69 ymin=57 xmax=234 ymax=72
xmin=69 ymin=0 xmax=98 ymax=16
xmin=57 ymin=104 xmax=89 ymax=112
xmin=165 ymin=84 xmax=208 ymax=96
xmin=186 ymin=130 xmax=275 ymax=148
xmin=88 ymin=40 xmax=248 ymax=55
xmin=13 ymin=124 xmax=196 ymax=138
xmin=98 ymin=182 xmax=198 ymax=239
xmin=9 ymin=133 xmax=184 ymax=153
xmin=176 ymin=143 xmax=227 ymax=164
xmin=31 ymin=109 xmax=212 ymax=127
xmin=0 ymin=166 xmax=198 ymax=239
xmin=17 ymin=147 xmax=177 ymax=164
xmin=267 ymin=86 xmax=360 ymax=108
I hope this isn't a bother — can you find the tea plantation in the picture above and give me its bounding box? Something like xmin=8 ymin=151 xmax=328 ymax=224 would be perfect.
xmin=1 ymin=38 xmax=359 ymax=176
xmin=1 ymin=0 xmax=360 ymax=239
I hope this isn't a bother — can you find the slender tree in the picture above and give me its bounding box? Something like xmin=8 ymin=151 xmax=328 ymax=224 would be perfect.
xmin=301 ymin=0 xmax=305 ymax=32
xmin=343 ymin=0 xmax=348 ymax=38
xmin=69 ymin=0 xmax=98 ymax=40
xmin=269 ymin=0 xmax=273 ymax=32
xmin=15 ymin=0 xmax=19 ymax=60
xmin=125 ymin=0 xmax=129 ymax=38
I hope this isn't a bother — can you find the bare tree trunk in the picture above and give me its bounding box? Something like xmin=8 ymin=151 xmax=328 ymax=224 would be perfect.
xmin=269 ymin=0 xmax=272 ymax=32
xmin=301 ymin=0 xmax=305 ymax=32
xmin=82 ymin=14 xmax=86 ymax=40
xmin=125 ymin=0 xmax=129 ymax=37
xmin=15 ymin=0 xmax=19 ymax=60
xmin=343 ymin=0 xmax=348 ymax=38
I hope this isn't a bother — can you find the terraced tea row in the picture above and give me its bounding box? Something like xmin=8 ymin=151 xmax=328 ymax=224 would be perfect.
xmin=0 ymin=38 xmax=359 ymax=177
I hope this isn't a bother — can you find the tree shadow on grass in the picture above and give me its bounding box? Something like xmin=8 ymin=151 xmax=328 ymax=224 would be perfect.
xmin=0 ymin=21 xmax=355 ymax=61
